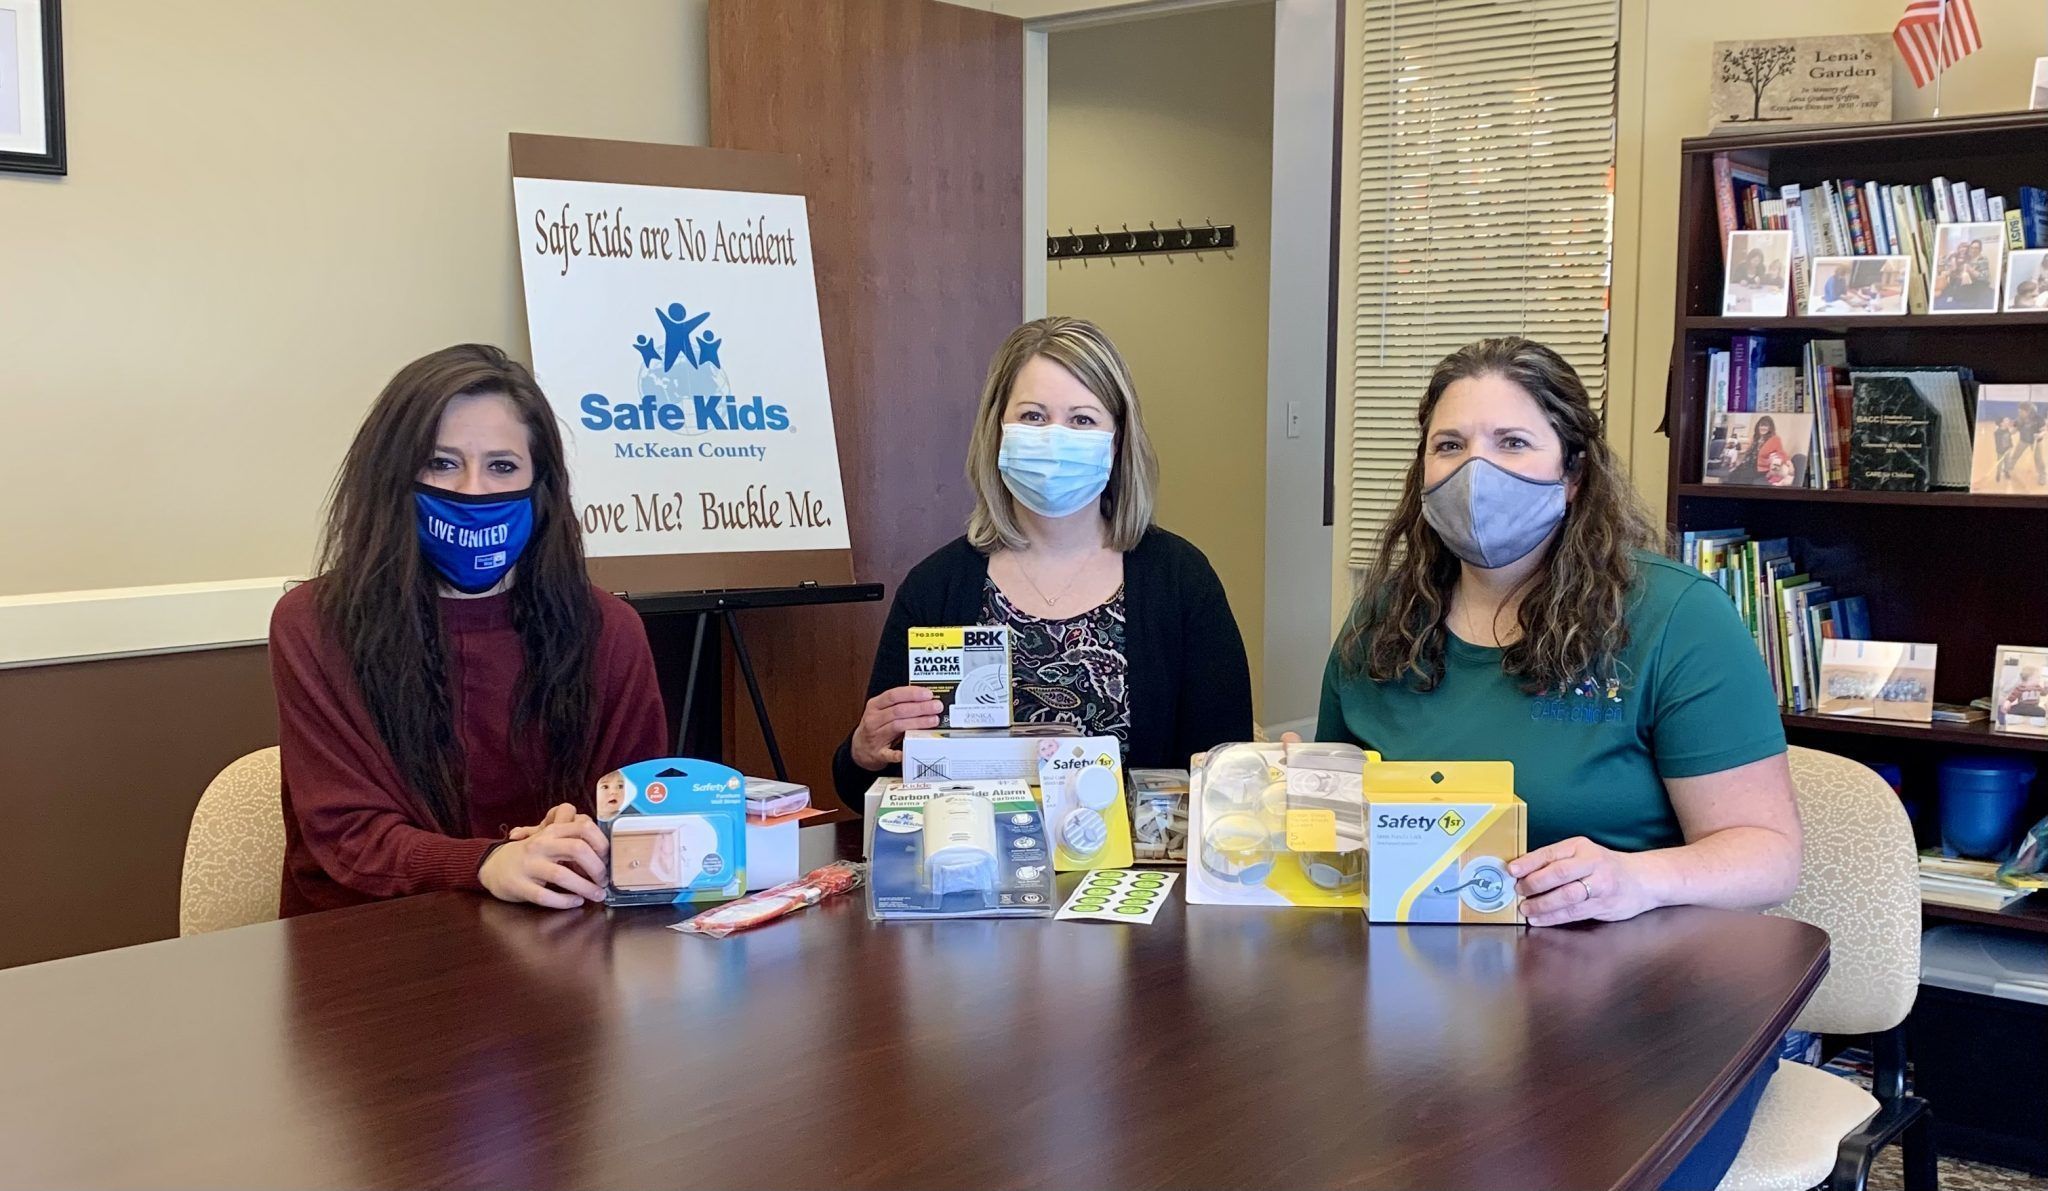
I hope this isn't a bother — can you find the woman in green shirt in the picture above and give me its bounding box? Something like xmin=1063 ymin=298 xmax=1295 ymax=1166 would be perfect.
xmin=1318 ymin=336 xmax=1801 ymax=930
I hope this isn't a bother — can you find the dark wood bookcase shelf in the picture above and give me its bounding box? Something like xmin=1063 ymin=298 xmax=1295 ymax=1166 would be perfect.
xmin=1669 ymin=115 xmax=2048 ymax=920
xmin=1674 ymin=484 xmax=2048 ymax=510
xmin=1923 ymin=895 xmax=2048 ymax=936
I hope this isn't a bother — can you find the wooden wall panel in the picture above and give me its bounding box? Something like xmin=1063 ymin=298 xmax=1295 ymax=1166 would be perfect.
xmin=0 ymin=647 xmax=279 ymax=968
xmin=708 ymin=0 xmax=1024 ymax=804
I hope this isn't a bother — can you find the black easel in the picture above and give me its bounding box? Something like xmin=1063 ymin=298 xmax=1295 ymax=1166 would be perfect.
xmin=626 ymin=582 xmax=883 ymax=781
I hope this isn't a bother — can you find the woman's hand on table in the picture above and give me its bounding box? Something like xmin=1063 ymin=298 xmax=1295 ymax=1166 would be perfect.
xmin=1509 ymin=836 xmax=1657 ymax=927
xmin=507 ymin=801 xmax=584 ymax=842
xmin=482 ymin=807 xmax=609 ymax=909
xmin=852 ymin=685 xmax=944 ymax=769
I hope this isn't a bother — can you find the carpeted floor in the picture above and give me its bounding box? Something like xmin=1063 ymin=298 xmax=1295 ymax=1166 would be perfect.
xmin=1865 ymin=1148 xmax=2048 ymax=1191
xmin=1823 ymin=1048 xmax=2046 ymax=1191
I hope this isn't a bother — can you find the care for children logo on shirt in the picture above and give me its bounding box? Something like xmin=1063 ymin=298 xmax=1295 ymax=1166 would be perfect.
xmin=577 ymin=301 xmax=794 ymax=461
xmin=1530 ymin=672 xmax=1628 ymax=726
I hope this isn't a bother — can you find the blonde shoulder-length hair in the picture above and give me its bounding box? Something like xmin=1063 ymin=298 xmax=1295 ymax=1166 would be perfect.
xmin=965 ymin=317 xmax=1160 ymax=553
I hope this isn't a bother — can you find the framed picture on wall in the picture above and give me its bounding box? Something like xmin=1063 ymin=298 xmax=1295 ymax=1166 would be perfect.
xmin=0 ymin=0 xmax=64 ymax=176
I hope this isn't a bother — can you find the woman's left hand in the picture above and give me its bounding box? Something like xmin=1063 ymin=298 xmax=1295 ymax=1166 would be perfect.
xmin=1509 ymin=836 xmax=1658 ymax=927
xmin=507 ymin=802 xmax=586 ymax=843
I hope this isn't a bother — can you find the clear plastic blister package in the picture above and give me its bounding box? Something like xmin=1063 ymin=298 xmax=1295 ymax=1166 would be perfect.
xmin=867 ymin=781 xmax=1055 ymax=919
xmin=599 ymin=757 xmax=748 ymax=907
xmin=1127 ymin=769 xmax=1190 ymax=864
xmin=1037 ymin=736 xmax=1134 ymax=871
xmin=1185 ymin=741 xmax=1369 ymax=908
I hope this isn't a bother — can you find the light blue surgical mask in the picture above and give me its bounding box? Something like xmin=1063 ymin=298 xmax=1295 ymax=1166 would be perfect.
xmin=1420 ymin=456 xmax=1567 ymax=569
xmin=997 ymin=424 xmax=1115 ymax=519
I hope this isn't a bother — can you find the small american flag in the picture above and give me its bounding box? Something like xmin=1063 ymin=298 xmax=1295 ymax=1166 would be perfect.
xmin=1894 ymin=0 xmax=1982 ymax=89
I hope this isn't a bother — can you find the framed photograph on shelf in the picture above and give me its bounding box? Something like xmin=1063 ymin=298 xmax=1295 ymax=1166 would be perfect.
xmin=2032 ymin=57 xmax=2048 ymax=110
xmin=1703 ymin=411 xmax=1814 ymax=487
xmin=1818 ymin=640 xmax=1937 ymax=723
xmin=1991 ymin=645 xmax=2048 ymax=736
xmin=2004 ymin=249 xmax=2048 ymax=311
xmin=1807 ymin=255 xmax=1910 ymax=315
xmin=1723 ymin=230 xmax=1793 ymax=316
xmin=1969 ymin=385 xmax=2048 ymax=494
xmin=0 ymin=0 xmax=63 ymax=176
xmin=1929 ymin=221 xmax=2005 ymax=314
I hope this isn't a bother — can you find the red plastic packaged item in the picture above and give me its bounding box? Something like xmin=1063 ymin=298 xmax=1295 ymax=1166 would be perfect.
xmin=671 ymin=861 xmax=867 ymax=938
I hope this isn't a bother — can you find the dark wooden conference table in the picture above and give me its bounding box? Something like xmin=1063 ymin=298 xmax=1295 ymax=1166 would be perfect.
xmin=0 ymin=823 xmax=1827 ymax=1190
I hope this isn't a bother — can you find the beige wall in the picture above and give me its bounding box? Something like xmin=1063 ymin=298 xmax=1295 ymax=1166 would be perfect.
xmin=1047 ymin=4 xmax=1276 ymax=699
xmin=1613 ymin=0 xmax=2048 ymax=515
xmin=0 ymin=0 xmax=708 ymax=597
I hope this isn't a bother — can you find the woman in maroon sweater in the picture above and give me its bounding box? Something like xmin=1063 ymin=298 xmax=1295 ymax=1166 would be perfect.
xmin=270 ymin=344 xmax=667 ymax=915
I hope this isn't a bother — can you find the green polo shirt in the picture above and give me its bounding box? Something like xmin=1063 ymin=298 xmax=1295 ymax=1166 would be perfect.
xmin=1316 ymin=551 xmax=1785 ymax=853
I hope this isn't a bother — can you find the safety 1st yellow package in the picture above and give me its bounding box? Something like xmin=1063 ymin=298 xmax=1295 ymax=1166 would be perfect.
xmin=1363 ymin=760 xmax=1523 ymax=924
xmin=1036 ymin=736 xmax=1133 ymax=871
xmin=1186 ymin=741 xmax=1369 ymax=908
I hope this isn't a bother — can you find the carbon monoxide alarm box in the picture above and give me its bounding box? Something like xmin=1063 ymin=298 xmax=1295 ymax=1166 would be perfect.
xmin=1364 ymin=760 xmax=1524 ymax=924
xmin=907 ymin=626 xmax=1012 ymax=728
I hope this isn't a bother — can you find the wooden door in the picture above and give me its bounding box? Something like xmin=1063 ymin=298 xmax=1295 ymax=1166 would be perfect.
xmin=708 ymin=0 xmax=1024 ymax=806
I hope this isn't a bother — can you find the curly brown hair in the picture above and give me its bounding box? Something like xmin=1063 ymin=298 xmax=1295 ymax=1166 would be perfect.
xmin=1337 ymin=337 xmax=1660 ymax=694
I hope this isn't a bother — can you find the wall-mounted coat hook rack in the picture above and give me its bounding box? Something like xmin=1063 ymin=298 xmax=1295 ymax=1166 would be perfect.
xmin=1047 ymin=219 xmax=1235 ymax=261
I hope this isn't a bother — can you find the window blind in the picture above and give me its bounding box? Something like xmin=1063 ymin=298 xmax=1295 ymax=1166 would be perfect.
xmin=1347 ymin=0 xmax=1618 ymax=569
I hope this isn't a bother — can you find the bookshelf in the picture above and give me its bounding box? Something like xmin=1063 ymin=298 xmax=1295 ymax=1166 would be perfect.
xmin=1669 ymin=114 xmax=2048 ymax=875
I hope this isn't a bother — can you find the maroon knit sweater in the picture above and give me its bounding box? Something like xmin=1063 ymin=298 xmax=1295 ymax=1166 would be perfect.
xmin=268 ymin=580 xmax=667 ymax=916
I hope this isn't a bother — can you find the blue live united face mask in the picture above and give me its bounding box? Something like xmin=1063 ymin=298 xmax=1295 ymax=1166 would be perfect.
xmin=1420 ymin=457 xmax=1568 ymax=570
xmin=414 ymin=484 xmax=535 ymax=594
xmin=997 ymin=424 xmax=1115 ymax=519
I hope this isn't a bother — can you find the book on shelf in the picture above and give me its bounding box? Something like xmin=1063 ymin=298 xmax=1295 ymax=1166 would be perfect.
xmin=1700 ymin=338 xmax=1854 ymax=488
xmin=1680 ymin=532 xmax=1869 ymax=714
xmin=1919 ymin=853 xmax=2047 ymax=909
xmin=1711 ymin=157 xmax=2048 ymax=303
xmin=1932 ymin=701 xmax=1989 ymax=723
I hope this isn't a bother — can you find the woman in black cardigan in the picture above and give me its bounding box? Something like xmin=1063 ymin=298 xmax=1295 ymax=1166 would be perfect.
xmin=832 ymin=317 xmax=1254 ymax=805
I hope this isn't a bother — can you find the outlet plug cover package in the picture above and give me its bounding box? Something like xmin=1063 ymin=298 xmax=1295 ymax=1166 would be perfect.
xmin=598 ymin=758 xmax=747 ymax=906
xmin=900 ymin=723 xmax=1078 ymax=783
xmin=1037 ymin=736 xmax=1133 ymax=871
xmin=1363 ymin=760 xmax=1524 ymax=924
xmin=868 ymin=780 xmax=1054 ymax=919
xmin=908 ymin=626 xmax=1012 ymax=728
xmin=1186 ymin=742 xmax=1370 ymax=908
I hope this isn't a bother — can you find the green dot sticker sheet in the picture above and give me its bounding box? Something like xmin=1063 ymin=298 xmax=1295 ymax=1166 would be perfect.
xmin=1055 ymin=868 xmax=1179 ymax=924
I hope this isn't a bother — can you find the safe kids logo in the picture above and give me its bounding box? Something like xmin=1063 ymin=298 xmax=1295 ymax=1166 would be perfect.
xmin=577 ymin=302 xmax=793 ymax=452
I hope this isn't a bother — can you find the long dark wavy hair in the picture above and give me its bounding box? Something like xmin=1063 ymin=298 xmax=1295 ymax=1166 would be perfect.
xmin=316 ymin=344 xmax=599 ymax=832
xmin=1338 ymin=337 xmax=1660 ymax=694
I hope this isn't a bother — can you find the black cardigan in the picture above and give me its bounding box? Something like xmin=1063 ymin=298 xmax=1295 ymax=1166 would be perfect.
xmin=831 ymin=527 xmax=1255 ymax=805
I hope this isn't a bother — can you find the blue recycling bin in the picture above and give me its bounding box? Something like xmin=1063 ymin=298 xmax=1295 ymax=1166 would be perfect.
xmin=1939 ymin=755 xmax=2038 ymax=860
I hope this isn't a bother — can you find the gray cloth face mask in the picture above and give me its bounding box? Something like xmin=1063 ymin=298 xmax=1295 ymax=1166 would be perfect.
xmin=1420 ymin=456 xmax=1568 ymax=569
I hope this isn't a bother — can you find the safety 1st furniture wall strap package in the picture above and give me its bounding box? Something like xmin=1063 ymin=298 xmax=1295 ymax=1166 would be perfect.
xmin=599 ymin=758 xmax=748 ymax=907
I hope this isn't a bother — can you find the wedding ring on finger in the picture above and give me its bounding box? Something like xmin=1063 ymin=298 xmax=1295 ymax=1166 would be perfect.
xmin=1576 ymin=877 xmax=1592 ymax=903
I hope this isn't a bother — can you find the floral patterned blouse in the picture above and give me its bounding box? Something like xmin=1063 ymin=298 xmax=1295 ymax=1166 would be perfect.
xmin=982 ymin=577 xmax=1132 ymax=751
